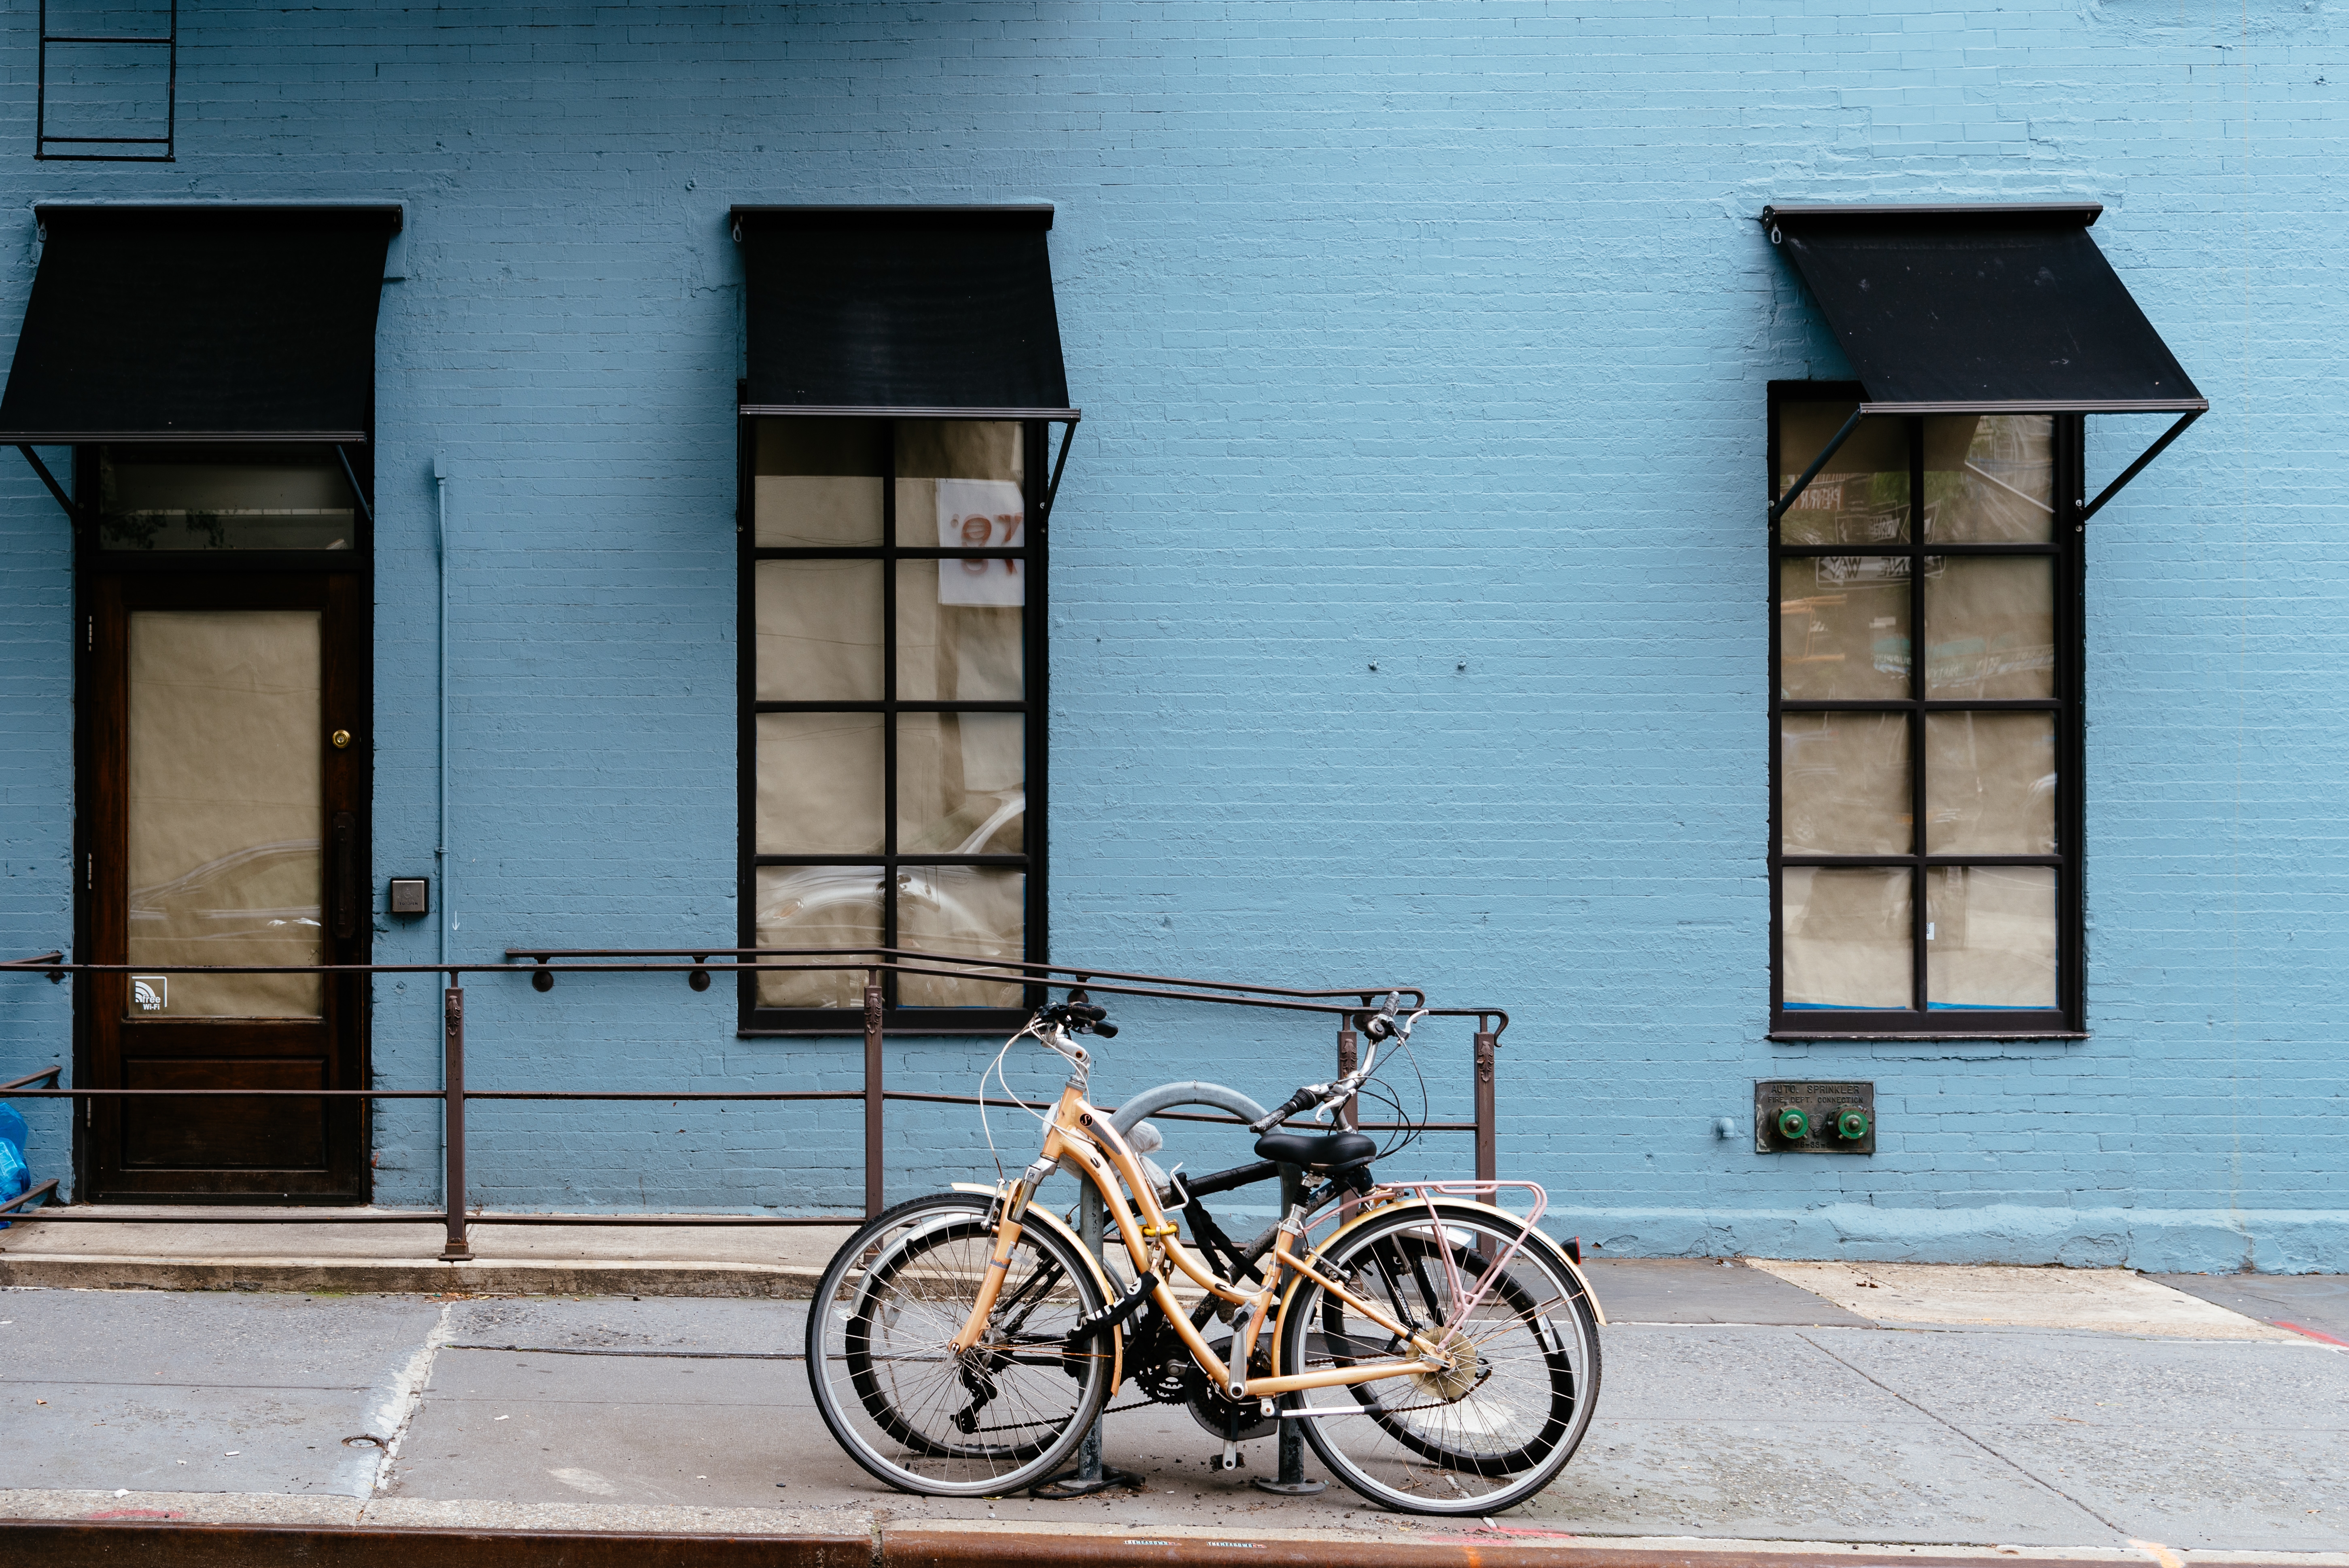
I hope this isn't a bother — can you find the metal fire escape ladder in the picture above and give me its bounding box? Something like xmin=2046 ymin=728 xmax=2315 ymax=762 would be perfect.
xmin=36 ymin=0 xmax=178 ymax=163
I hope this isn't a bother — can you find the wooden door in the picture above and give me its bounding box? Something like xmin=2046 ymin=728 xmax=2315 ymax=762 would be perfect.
xmin=82 ymin=573 xmax=368 ymax=1201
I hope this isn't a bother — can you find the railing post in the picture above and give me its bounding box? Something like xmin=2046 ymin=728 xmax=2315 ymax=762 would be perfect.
xmin=863 ymin=973 xmax=885 ymax=1219
xmin=440 ymin=980 xmax=471 ymax=1260
xmin=1474 ymin=1019 xmax=1497 ymax=1184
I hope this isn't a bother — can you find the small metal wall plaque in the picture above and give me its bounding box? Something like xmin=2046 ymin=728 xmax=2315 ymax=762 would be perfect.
xmin=388 ymin=878 xmax=430 ymax=916
xmin=1755 ymin=1079 xmax=1874 ymax=1154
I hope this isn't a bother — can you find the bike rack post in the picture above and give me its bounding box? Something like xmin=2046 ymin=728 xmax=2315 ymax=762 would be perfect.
xmin=863 ymin=971 xmax=884 ymax=1218
xmin=439 ymin=978 xmax=471 ymax=1260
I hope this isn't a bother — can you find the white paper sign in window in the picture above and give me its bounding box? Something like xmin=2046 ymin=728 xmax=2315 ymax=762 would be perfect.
xmin=934 ymin=478 xmax=1025 ymax=607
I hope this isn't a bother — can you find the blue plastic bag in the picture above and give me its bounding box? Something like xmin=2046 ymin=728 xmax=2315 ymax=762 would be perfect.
xmin=0 ymin=1100 xmax=29 ymax=1230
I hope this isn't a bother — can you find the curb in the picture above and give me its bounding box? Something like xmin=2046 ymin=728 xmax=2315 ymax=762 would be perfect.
xmin=0 ymin=1519 xmax=2232 ymax=1568
xmin=0 ymin=1255 xmax=821 ymax=1297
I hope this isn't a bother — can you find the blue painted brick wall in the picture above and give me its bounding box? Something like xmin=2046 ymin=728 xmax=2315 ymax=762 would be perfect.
xmin=0 ymin=1 xmax=2343 ymax=1269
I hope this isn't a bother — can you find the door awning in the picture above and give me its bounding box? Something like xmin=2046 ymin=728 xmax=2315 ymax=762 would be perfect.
xmin=0 ymin=204 xmax=402 ymax=445
xmin=1762 ymin=202 xmax=2206 ymax=522
xmin=731 ymin=206 xmax=1076 ymax=422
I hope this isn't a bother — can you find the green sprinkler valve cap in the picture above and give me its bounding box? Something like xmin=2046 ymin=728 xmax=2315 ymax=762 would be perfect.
xmin=1775 ymin=1108 xmax=1809 ymax=1140
xmin=1836 ymin=1110 xmax=1871 ymax=1141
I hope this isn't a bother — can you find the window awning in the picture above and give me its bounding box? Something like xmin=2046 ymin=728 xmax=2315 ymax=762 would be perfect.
xmin=1762 ymin=203 xmax=2205 ymax=522
xmin=0 ymin=204 xmax=402 ymax=446
xmin=731 ymin=206 xmax=1076 ymax=422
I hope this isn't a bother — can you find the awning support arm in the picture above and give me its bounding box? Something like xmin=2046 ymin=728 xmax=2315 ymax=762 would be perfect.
xmin=1769 ymin=407 xmax=1865 ymax=524
xmin=15 ymin=446 xmax=74 ymax=522
xmin=335 ymin=444 xmax=376 ymax=528
xmin=2079 ymin=408 xmax=2204 ymax=523
xmin=1040 ymin=417 xmax=1078 ymax=523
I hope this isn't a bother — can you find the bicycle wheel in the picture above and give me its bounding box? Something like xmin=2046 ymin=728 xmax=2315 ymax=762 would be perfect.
xmin=806 ymin=1192 xmax=1113 ymax=1497
xmin=1278 ymin=1199 xmax=1601 ymax=1514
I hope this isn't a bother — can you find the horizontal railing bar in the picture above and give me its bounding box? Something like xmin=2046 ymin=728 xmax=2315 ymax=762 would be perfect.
xmin=4 ymin=1088 xmax=444 ymax=1099
xmin=0 ymin=1179 xmax=59 ymax=1217
xmin=41 ymin=34 xmax=174 ymax=45
xmin=501 ymin=946 xmax=1429 ymax=1007
xmin=0 ymin=1209 xmax=855 ymax=1226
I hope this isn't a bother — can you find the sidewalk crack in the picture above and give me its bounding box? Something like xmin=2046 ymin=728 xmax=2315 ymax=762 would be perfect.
xmin=359 ymin=1300 xmax=456 ymax=1506
xmin=1795 ymin=1330 xmax=2130 ymax=1538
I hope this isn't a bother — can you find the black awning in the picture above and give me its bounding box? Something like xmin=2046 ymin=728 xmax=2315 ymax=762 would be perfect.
xmin=732 ymin=206 xmax=1075 ymax=420
xmin=0 ymin=205 xmax=402 ymax=444
xmin=1760 ymin=203 xmax=2203 ymax=415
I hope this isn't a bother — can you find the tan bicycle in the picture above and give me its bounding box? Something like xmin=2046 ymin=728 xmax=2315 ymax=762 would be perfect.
xmin=805 ymin=994 xmax=1604 ymax=1514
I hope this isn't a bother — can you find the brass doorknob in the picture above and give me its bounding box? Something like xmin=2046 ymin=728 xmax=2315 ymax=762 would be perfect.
xmin=331 ymin=729 xmax=352 ymax=749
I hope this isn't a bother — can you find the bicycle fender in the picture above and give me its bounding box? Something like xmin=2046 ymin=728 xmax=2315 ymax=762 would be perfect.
xmin=949 ymin=1182 xmax=1129 ymax=1387
xmin=1274 ymin=1195 xmax=1608 ymax=1339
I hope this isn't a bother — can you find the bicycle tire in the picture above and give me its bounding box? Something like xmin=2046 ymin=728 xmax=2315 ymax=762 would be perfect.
xmin=805 ymin=1191 xmax=1113 ymax=1498
xmin=1277 ymin=1199 xmax=1601 ymax=1515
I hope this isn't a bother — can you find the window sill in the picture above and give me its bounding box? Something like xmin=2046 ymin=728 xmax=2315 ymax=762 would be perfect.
xmin=1769 ymin=1031 xmax=2089 ymax=1043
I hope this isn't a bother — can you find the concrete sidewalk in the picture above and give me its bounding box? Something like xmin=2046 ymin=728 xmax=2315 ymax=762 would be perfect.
xmin=2 ymin=1257 xmax=2344 ymax=1557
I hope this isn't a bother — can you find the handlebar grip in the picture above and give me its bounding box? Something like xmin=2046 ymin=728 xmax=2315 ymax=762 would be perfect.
xmin=1091 ymin=1021 xmax=1118 ymax=1038
xmin=1067 ymin=1002 xmax=1107 ymax=1024
xmin=1248 ymin=1088 xmax=1315 ymax=1135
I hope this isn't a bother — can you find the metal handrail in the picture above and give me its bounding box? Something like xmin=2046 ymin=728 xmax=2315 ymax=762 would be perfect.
xmin=1 ymin=950 xmax=1509 ymax=1256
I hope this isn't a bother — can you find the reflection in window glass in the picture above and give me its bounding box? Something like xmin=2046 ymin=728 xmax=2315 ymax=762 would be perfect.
xmin=750 ymin=418 xmax=1035 ymax=1015
xmin=1780 ymin=712 xmax=1911 ymax=855
xmin=754 ymin=560 xmax=883 ymax=701
xmin=752 ymin=419 xmax=885 ymax=547
xmin=1924 ymin=556 xmax=2055 ymax=698
xmin=1926 ymin=712 xmax=2056 ymax=855
xmin=127 ymin=611 xmax=324 ymax=1018
xmin=1927 ymin=866 xmax=2056 ymax=1010
xmin=1777 ymin=557 xmax=1910 ymax=700
xmin=1776 ymin=403 xmax=1910 ymax=546
xmin=1925 ymin=415 xmax=2054 ymax=543
xmin=753 ymin=866 xmax=883 ymax=1009
xmin=755 ymin=713 xmax=885 ymax=854
xmin=895 ymin=421 xmax=1023 ymax=546
xmin=896 ymin=559 xmax=1022 ymax=700
xmin=898 ymin=713 xmax=1024 ymax=855
xmin=1781 ymin=868 xmax=1912 ymax=1010
xmin=899 ymin=867 xmax=1024 ymax=1008
xmin=99 ymin=447 xmax=358 ymax=552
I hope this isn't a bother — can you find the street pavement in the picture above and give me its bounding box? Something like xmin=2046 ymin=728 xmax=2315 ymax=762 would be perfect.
xmin=2 ymin=1260 xmax=2344 ymax=1555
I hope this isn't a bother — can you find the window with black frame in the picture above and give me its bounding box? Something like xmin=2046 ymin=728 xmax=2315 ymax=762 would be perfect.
xmin=1770 ymin=384 xmax=2083 ymax=1036
xmin=742 ymin=416 xmax=1044 ymax=1031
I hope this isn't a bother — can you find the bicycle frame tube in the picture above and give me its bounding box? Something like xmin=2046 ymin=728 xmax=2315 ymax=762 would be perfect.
xmin=947 ymin=1063 xmax=1447 ymax=1396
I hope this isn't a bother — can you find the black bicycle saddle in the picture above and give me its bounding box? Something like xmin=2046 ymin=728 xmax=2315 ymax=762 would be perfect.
xmin=1253 ymin=1128 xmax=1377 ymax=1171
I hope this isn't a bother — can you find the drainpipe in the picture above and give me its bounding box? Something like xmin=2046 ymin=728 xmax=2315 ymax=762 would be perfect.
xmin=434 ymin=455 xmax=452 ymax=968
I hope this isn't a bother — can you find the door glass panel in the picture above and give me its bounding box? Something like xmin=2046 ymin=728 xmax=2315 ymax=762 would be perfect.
xmin=1779 ymin=713 xmax=1910 ymax=855
xmin=126 ymin=610 xmax=324 ymax=1017
xmin=1776 ymin=403 xmax=1910 ymax=546
xmin=1923 ymin=556 xmax=2055 ymax=698
xmin=897 ymin=714 xmax=1025 ymax=855
xmin=754 ymin=560 xmax=883 ymax=701
xmin=1927 ymin=866 xmax=2058 ymax=1010
xmin=1777 ymin=557 xmax=1910 ymax=700
xmin=753 ymin=866 xmax=885 ymax=1009
xmin=755 ymin=713 xmax=884 ymax=853
xmin=752 ymin=419 xmax=887 ymax=547
xmin=1926 ymin=712 xmax=2057 ymax=854
xmin=898 ymin=867 xmax=1024 ymax=1008
xmin=896 ymin=559 xmax=1023 ymax=701
xmin=1780 ymin=867 xmax=1912 ymax=1011
xmin=99 ymin=447 xmax=358 ymax=552
xmin=896 ymin=421 xmax=1024 ymax=546
xmin=1924 ymin=415 xmax=2056 ymax=543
